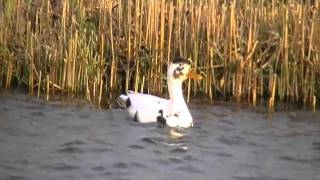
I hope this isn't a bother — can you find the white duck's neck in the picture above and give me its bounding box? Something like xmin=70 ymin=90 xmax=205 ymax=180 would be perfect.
xmin=167 ymin=77 xmax=192 ymax=119
xmin=168 ymin=78 xmax=183 ymax=101
xmin=167 ymin=76 xmax=189 ymax=112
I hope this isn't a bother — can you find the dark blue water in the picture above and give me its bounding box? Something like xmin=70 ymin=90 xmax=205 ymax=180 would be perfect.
xmin=0 ymin=93 xmax=319 ymax=180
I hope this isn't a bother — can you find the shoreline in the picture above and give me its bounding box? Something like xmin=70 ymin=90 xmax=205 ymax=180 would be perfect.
xmin=1 ymin=88 xmax=318 ymax=113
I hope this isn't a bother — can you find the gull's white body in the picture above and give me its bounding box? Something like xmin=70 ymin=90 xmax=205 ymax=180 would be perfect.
xmin=117 ymin=60 xmax=193 ymax=128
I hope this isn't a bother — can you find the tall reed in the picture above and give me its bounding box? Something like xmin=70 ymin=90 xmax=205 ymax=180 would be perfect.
xmin=0 ymin=0 xmax=319 ymax=110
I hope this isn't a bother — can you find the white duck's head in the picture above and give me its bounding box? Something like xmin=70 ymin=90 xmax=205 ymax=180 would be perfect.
xmin=167 ymin=57 xmax=202 ymax=101
xmin=167 ymin=57 xmax=190 ymax=81
xmin=167 ymin=57 xmax=201 ymax=82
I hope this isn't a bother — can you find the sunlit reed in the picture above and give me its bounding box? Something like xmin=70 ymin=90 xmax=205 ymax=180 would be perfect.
xmin=0 ymin=0 xmax=319 ymax=110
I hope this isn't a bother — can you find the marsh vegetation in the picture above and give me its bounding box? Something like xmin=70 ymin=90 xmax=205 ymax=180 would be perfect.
xmin=0 ymin=0 xmax=319 ymax=110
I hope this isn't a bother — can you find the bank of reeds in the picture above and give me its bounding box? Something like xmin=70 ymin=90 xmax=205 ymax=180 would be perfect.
xmin=0 ymin=0 xmax=319 ymax=110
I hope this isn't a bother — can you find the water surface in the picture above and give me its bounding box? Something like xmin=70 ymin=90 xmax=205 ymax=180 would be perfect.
xmin=0 ymin=93 xmax=319 ymax=180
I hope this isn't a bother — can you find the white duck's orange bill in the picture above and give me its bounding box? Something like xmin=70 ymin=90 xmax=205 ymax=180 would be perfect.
xmin=187 ymin=70 xmax=203 ymax=80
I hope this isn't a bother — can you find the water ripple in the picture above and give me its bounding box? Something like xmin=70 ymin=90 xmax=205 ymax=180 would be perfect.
xmin=91 ymin=166 xmax=106 ymax=172
xmin=182 ymin=155 xmax=202 ymax=162
xmin=140 ymin=137 xmax=158 ymax=145
xmin=113 ymin=162 xmax=128 ymax=169
xmin=174 ymin=165 xmax=203 ymax=174
xmin=57 ymin=146 xmax=85 ymax=154
xmin=234 ymin=176 xmax=291 ymax=180
xmin=312 ymin=142 xmax=320 ymax=151
xmin=170 ymin=147 xmax=188 ymax=154
xmin=215 ymin=152 xmax=233 ymax=158
xmin=130 ymin=162 xmax=147 ymax=168
xmin=5 ymin=175 xmax=31 ymax=180
xmin=41 ymin=163 xmax=81 ymax=171
xmin=30 ymin=111 xmax=45 ymax=117
xmin=62 ymin=140 xmax=86 ymax=146
xmin=279 ymin=156 xmax=312 ymax=164
xmin=168 ymin=157 xmax=184 ymax=164
xmin=217 ymin=136 xmax=245 ymax=146
xmin=128 ymin=144 xmax=144 ymax=150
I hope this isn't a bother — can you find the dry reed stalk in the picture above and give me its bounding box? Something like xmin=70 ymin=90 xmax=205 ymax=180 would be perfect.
xmin=283 ymin=7 xmax=289 ymax=100
xmin=37 ymin=71 xmax=42 ymax=98
xmin=108 ymin=2 xmax=116 ymax=90
xmin=209 ymin=48 xmax=215 ymax=103
xmin=133 ymin=0 xmax=140 ymax=93
xmin=252 ymin=68 xmax=257 ymax=107
xmin=85 ymin=67 xmax=90 ymax=102
xmin=269 ymin=74 xmax=277 ymax=112
xmin=99 ymin=75 xmax=103 ymax=107
xmin=313 ymin=96 xmax=316 ymax=112
xmin=125 ymin=1 xmax=132 ymax=93
xmin=167 ymin=2 xmax=174 ymax=64
xmin=46 ymin=75 xmax=50 ymax=101
xmin=5 ymin=56 xmax=12 ymax=89
xmin=158 ymin=0 xmax=165 ymax=94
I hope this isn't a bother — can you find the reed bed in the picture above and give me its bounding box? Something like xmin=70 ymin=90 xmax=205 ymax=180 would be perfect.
xmin=0 ymin=0 xmax=319 ymax=110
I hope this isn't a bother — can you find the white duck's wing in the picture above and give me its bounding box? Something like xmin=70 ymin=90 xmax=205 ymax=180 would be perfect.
xmin=118 ymin=91 xmax=170 ymax=123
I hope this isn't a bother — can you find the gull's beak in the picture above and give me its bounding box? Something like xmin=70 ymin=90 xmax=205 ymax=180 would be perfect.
xmin=187 ymin=70 xmax=203 ymax=80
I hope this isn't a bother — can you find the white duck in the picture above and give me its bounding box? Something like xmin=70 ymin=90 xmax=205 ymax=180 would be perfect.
xmin=117 ymin=57 xmax=202 ymax=128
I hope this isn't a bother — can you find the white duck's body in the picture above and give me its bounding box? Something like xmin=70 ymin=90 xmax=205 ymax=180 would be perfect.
xmin=118 ymin=91 xmax=170 ymax=123
xmin=117 ymin=57 xmax=199 ymax=128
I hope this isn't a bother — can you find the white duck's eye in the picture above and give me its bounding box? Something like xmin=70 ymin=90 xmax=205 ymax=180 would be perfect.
xmin=179 ymin=63 xmax=183 ymax=66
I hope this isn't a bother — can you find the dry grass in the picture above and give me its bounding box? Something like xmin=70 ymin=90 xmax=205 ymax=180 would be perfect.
xmin=0 ymin=0 xmax=319 ymax=110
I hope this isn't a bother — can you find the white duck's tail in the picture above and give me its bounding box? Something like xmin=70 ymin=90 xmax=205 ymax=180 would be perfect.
xmin=117 ymin=94 xmax=131 ymax=108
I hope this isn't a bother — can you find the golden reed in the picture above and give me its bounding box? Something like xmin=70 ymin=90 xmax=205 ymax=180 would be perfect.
xmin=0 ymin=0 xmax=319 ymax=110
